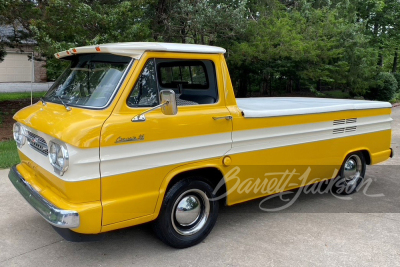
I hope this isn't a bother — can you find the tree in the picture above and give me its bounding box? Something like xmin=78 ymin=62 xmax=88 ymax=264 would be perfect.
xmin=149 ymin=0 xmax=248 ymax=46
xmin=2 ymin=0 xmax=399 ymax=101
xmin=29 ymin=0 xmax=153 ymax=79
xmin=0 ymin=44 xmax=5 ymax=62
xmin=227 ymin=0 xmax=377 ymax=97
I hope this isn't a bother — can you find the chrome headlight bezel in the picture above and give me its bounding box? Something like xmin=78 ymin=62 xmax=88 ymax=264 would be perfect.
xmin=13 ymin=123 xmax=26 ymax=147
xmin=48 ymin=140 xmax=69 ymax=176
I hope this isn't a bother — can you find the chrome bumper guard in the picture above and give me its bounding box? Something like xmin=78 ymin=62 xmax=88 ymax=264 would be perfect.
xmin=8 ymin=165 xmax=80 ymax=228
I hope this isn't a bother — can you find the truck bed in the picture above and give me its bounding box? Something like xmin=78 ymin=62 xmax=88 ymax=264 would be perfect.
xmin=236 ymin=97 xmax=392 ymax=118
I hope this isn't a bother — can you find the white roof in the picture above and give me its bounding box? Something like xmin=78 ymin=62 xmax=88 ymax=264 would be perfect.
xmin=54 ymin=42 xmax=226 ymax=59
xmin=237 ymin=97 xmax=392 ymax=118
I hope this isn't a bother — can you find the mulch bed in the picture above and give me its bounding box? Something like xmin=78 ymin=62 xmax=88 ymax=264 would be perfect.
xmin=0 ymin=99 xmax=40 ymax=141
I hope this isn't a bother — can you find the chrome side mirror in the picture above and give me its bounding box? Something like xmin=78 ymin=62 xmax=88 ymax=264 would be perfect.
xmin=160 ymin=89 xmax=177 ymax=115
xmin=132 ymin=89 xmax=178 ymax=122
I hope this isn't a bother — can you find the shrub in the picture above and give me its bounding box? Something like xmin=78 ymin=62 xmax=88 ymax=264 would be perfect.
xmin=366 ymin=72 xmax=398 ymax=101
xmin=392 ymin=72 xmax=400 ymax=93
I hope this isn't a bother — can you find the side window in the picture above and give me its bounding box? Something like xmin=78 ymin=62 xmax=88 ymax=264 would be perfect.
xmin=159 ymin=63 xmax=208 ymax=89
xmin=156 ymin=60 xmax=217 ymax=106
xmin=127 ymin=59 xmax=158 ymax=107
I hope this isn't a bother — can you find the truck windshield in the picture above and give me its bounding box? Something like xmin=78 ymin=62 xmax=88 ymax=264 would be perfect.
xmin=43 ymin=54 xmax=132 ymax=108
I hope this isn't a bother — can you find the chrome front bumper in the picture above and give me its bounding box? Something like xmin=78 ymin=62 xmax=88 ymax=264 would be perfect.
xmin=8 ymin=165 xmax=80 ymax=228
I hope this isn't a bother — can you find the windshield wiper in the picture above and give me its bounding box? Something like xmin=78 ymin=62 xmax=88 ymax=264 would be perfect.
xmin=57 ymin=96 xmax=71 ymax=111
xmin=40 ymin=97 xmax=46 ymax=106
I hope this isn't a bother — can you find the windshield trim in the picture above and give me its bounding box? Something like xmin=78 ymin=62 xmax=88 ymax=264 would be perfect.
xmin=44 ymin=58 xmax=134 ymax=110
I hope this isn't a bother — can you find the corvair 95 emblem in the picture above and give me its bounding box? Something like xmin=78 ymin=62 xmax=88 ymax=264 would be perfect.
xmin=115 ymin=134 xmax=145 ymax=143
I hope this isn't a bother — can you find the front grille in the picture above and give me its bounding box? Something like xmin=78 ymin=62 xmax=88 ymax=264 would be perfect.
xmin=26 ymin=131 xmax=48 ymax=156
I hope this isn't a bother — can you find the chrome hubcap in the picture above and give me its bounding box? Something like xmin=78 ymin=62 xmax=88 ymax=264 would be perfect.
xmin=171 ymin=189 xmax=210 ymax=236
xmin=343 ymin=155 xmax=362 ymax=185
xmin=175 ymin=195 xmax=201 ymax=226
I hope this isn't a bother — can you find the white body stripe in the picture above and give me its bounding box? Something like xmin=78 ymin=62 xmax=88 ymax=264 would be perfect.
xmin=20 ymin=115 xmax=392 ymax=182
xmin=100 ymin=132 xmax=232 ymax=177
xmin=229 ymin=115 xmax=392 ymax=155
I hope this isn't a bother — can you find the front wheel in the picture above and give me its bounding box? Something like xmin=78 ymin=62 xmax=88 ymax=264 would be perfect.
xmin=152 ymin=178 xmax=219 ymax=248
xmin=333 ymin=152 xmax=366 ymax=195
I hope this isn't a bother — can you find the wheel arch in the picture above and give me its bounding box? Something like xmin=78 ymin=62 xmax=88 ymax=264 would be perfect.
xmin=343 ymin=148 xmax=371 ymax=165
xmin=360 ymin=150 xmax=371 ymax=165
xmin=154 ymin=164 xmax=227 ymax=219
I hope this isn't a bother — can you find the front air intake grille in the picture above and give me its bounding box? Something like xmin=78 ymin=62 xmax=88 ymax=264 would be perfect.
xmin=27 ymin=131 xmax=48 ymax=156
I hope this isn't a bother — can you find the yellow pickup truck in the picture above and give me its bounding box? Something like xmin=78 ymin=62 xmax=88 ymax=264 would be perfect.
xmin=9 ymin=42 xmax=393 ymax=248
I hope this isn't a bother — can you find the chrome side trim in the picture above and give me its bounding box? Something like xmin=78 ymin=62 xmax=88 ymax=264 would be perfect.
xmin=8 ymin=166 xmax=80 ymax=228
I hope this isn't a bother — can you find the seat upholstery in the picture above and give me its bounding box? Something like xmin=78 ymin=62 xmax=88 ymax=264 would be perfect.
xmin=178 ymin=94 xmax=215 ymax=105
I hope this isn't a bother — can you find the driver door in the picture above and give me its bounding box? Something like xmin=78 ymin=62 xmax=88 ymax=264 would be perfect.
xmin=100 ymin=55 xmax=232 ymax=226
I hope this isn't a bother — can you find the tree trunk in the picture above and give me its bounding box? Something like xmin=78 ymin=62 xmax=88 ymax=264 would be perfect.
xmin=269 ymin=73 xmax=273 ymax=96
xmin=248 ymin=75 xmax=251 ymax=97
xmin=378 ymin=46 xmax=384 ymax=67
xmin=295 ymin=79 xmax=300 ymax=91
xmin=153 ymin=0 xmax=168 ymax=41
xmin=317 ymin=79 xmax=321 ymax=91
xmin=237 ymin=70 xmax=248 ymax=98
xmin=373 ymin=22 xmax=379 ymax=36
xmin=373 ymin=22 xmax=384 ymax=67
xmin=393 ymin=49 xmax=398 ymax=73
xmin=262 ymin=73 xmax=268 ymax=96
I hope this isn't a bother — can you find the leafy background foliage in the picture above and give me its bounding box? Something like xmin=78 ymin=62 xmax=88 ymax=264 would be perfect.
xmin=1 ymin=0 xmax=400 ymax=101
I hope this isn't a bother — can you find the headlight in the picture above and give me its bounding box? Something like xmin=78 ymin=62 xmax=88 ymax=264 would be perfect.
xmin=13 ymin=123 xmax=26 ymax=147
xmin=48 ymin=140 xmax=69 ymax=176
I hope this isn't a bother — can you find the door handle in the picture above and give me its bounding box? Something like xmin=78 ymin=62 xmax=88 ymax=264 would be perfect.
xmin=212 ymin=115 xmax=232 ymax=121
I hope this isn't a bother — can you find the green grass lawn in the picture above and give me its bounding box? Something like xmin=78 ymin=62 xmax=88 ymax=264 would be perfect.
xmin=0 ymin=140 xmax=20 ymax=169
xmin=0 ymin=91 xmax=46 ymax=102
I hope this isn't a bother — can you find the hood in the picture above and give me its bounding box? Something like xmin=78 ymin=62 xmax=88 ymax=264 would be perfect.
xmin=14 ymin=101 xmax=111 ymax=148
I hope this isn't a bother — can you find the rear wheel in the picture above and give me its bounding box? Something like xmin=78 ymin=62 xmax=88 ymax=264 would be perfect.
xmin=333 ymin=152 xmax=366 ymax=195
xmin=152 ymin=178 xmax=219 ymax=248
